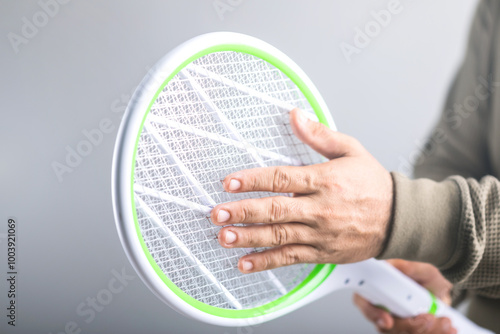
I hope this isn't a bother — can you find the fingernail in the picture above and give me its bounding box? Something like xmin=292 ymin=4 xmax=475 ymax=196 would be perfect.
xmin=242 ymin=260 xmax=253 ymax=272
xmin=296 ymin=109 xmax=307 ymax=124
xmin=225 ymin=231 xmax=237 ymax=244
xmin=376 ymin=319 xmax=386 ymax=329
xmin=442 ymin=320 xmax=450 ymax=331
xmin=217 ymin=209 xmax=230 ymax=223
xmin=228 ymin=179 xmax=241 ymax=191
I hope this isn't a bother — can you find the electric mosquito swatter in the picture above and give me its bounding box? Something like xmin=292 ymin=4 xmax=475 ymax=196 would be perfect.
xmin=112 ymin=32 xmax=493 ymax=333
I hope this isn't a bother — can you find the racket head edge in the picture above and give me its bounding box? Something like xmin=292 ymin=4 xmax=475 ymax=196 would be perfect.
xmin=112 ymin=31 xmax=337 ymax=326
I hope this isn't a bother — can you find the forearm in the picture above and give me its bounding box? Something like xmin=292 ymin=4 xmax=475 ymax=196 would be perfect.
xmin=445 ymin=175 xmax=500 ymax=297
xmin=377 ymin=172 xmax=500 ymax=297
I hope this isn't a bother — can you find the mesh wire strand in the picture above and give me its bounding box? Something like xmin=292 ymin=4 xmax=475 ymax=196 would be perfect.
xmin=134 ymin=51 xmax=325 ymax=309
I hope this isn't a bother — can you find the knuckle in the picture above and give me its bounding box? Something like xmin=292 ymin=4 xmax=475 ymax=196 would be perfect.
xmin=345 ymin=135 xmax=363 ymax=153
xmin=311 ymin=203 xmax=335 ymax=226
xmin=271 ymin=224 xmax=288 ymax=246
xmin=269 ymin=197 xmax=286 ymax=222
xmin=250 ymin=174 xmax=260 ymax=191
xmin=261 ymin=252 xmax=273 ymax=270
xmin=316 ymin=249 xmax=331 ymax=263
xmin=291 ymin=200 xmax=306 ymax=221
xmin=272 ymin=167 xmax=292 ymax=192
xmin=240 ymin=204 xmax=252 ymax=223
xmin=281 ymin=246 xmax=301 ymax=266
xmin=310 ymin=122 xmax=327 ymax=138
xmin=241 ymin=228 xmax=253 ymax=246
xmin=302 ymin=171 xmax=315 ymax=190
xmin=315 ymin=165 xmax=336 ymax=190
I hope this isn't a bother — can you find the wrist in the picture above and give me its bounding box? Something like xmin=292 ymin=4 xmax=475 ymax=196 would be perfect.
xmin=374 ymin=171 xmax=396 ymax=258
xmin=376 ymin=172 xmax=461 ymax=268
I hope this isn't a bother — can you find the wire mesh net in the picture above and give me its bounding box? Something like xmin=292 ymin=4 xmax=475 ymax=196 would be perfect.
xmin=133 ymin=51 xmax=326 ymax=309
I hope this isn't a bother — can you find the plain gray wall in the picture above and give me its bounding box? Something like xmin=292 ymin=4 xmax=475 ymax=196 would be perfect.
xmin=0 ymin=0 xmax=478 ymax=333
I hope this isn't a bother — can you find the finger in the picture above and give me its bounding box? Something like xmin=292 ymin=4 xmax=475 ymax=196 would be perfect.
xmin=353 ymin=294 xmax=394 ymax=331
xmin=289 ymin=108 xmax=362 ymax=159
xmin=222 ymin=165 xmax=318 ymax=194
xmin=385 ymin=259 xmax=435 ymax=283
xmin=211 ymin=196 xmax=315 ymax=226
xmin=217 ymin=223 xmax=315 ymax=248
xmin=391 ymin=314 xmax=437 ymax=334
xmin=432 ymin=317 xmax=457 ymax=334
xmin=237 ymin=244 xmax=318 ymax=273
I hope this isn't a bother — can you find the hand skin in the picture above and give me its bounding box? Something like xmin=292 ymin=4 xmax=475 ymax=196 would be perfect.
xmin=353 ymin=259 xmax=456 ymax=334
xmin=210 ymin=108 xmax=394 ymax=273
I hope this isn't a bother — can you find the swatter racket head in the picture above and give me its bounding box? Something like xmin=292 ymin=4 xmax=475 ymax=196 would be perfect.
xmin=112 ymin=32 xmax=337 ymax=326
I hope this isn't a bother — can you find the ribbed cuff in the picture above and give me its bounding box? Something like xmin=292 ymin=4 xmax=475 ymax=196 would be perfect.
xmin=377 ymin=172 xmax=462 ymax=268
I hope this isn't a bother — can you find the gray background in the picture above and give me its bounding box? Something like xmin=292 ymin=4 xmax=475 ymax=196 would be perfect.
xmin=0 ymin=0 xmax=478 ymax=333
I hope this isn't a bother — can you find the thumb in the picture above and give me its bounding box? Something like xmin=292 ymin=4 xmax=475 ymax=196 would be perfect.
xmin=289 ymin=108 xmax=361 ymax=159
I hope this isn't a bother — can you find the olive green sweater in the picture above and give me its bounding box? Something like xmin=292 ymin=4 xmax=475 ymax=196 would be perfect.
xmin=377 ymin=1 xmax=500 ymax=332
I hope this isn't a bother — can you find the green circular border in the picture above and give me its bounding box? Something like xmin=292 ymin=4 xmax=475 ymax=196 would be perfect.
xmin=130 ymin=44 xmax=336 ymax=319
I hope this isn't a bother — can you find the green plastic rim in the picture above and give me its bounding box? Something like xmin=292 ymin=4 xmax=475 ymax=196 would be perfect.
xmin=428 ymin=292 xmax=438 ymax=315
xmin=130 ymin=43 xmax=336 ymax=319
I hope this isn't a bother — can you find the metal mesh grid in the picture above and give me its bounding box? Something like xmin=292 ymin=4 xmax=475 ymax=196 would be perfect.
xmin=133 ymin=51 xmax=325 ymax=309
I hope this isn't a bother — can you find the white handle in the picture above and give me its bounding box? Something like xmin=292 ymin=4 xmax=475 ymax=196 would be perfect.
xmin=336 ymin=259 xmax=493 ymax=334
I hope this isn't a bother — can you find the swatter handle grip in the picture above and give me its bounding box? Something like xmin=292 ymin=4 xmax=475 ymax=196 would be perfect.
xmin=344 ymin=259 xmax=493 ymax=334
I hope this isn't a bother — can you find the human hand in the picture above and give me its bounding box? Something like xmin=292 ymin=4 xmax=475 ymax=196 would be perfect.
xmin=353 ymin=259 xmax=455 ymax=334
xmin=211 ymin=108 xmax=394 ymax=273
